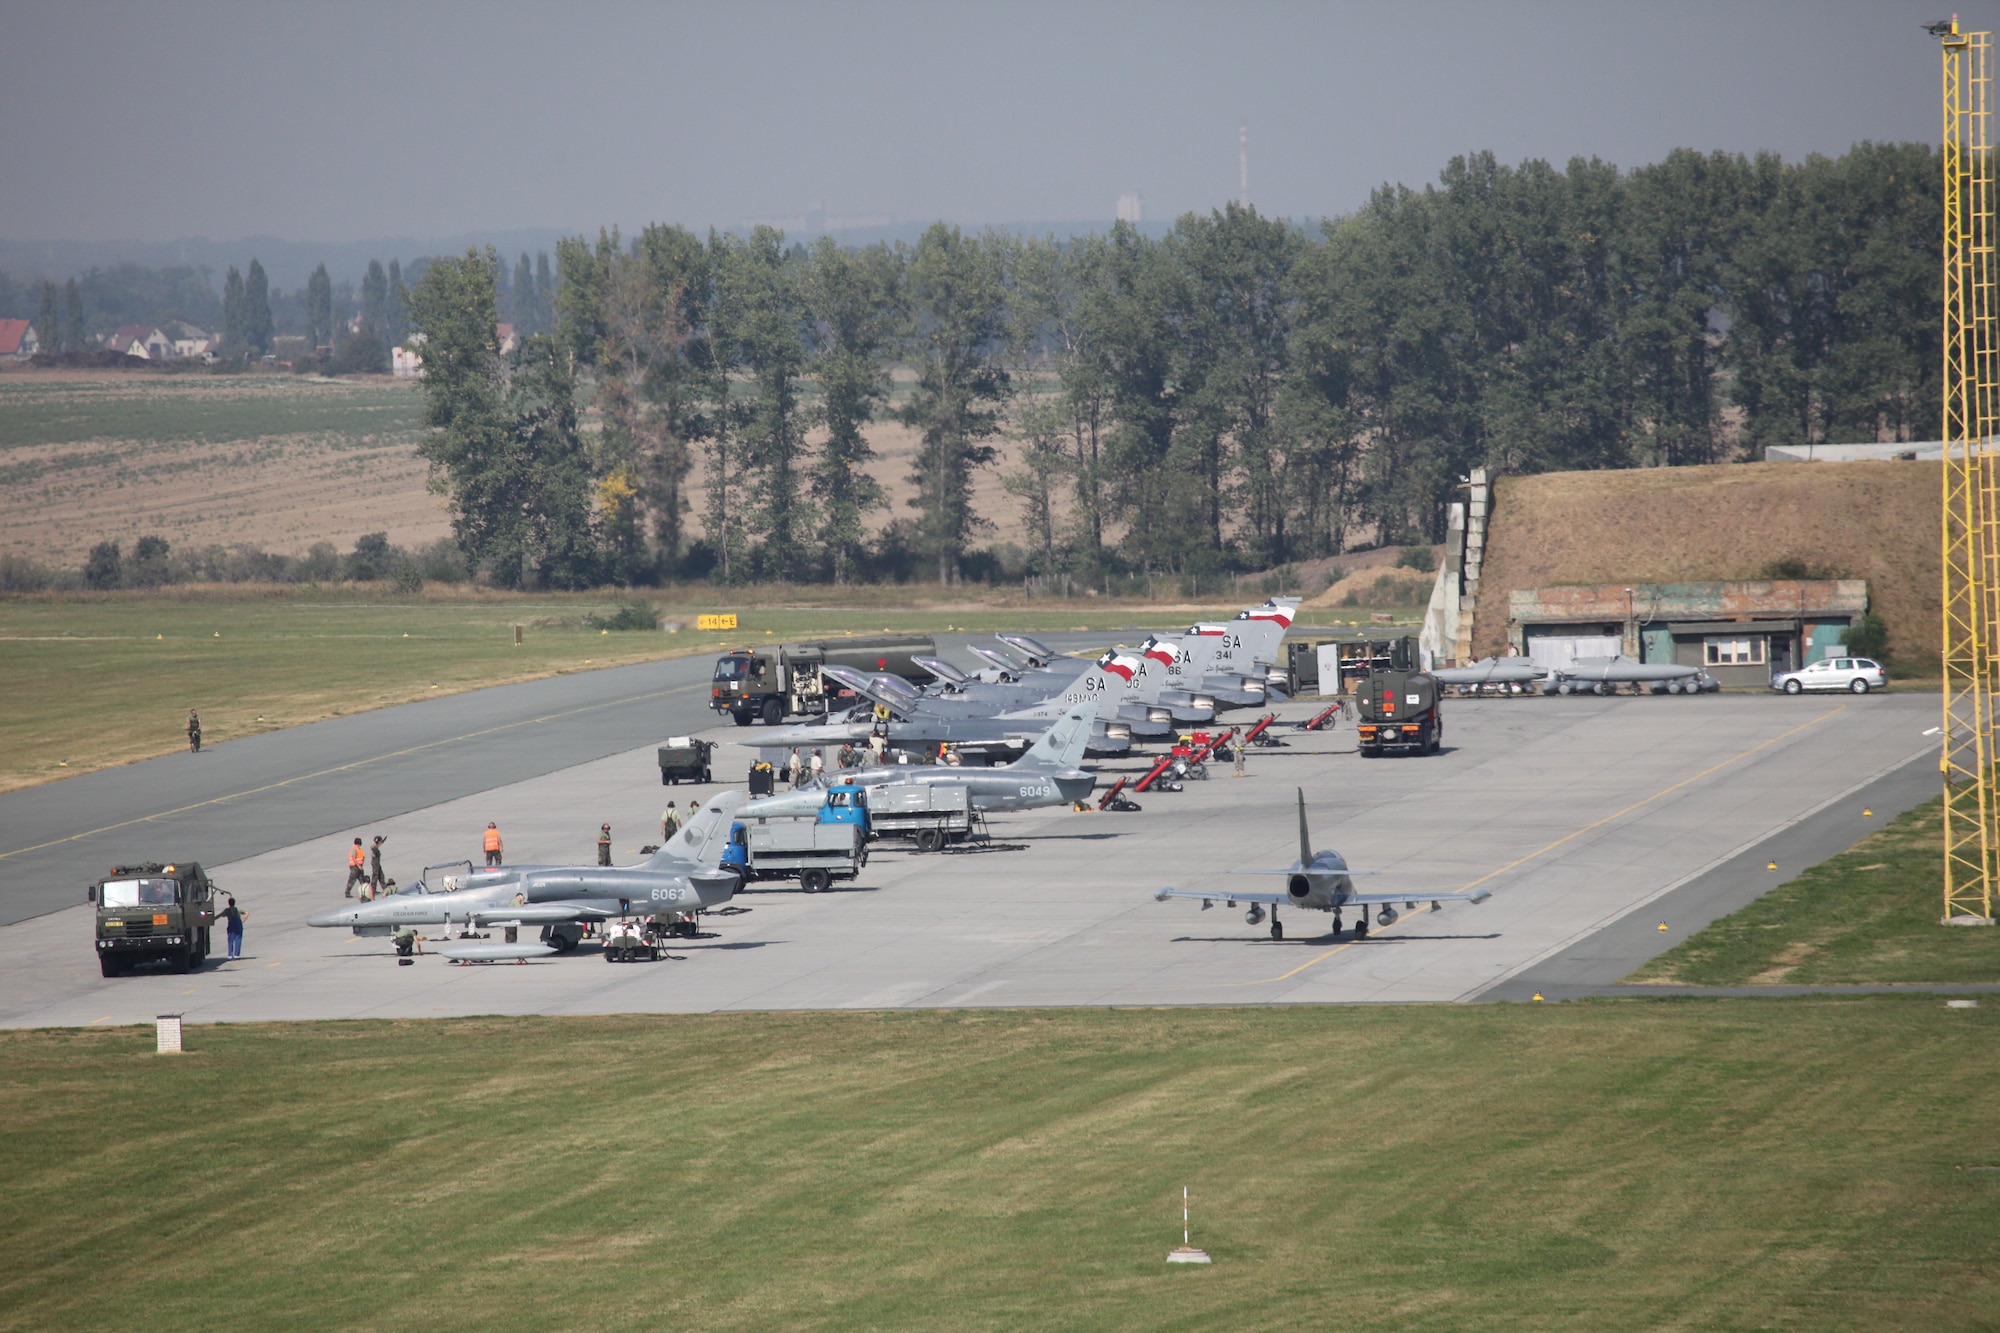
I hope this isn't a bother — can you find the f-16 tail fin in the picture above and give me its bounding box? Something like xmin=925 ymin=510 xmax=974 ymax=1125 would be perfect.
xmin=645 ymin=790 xmax=745 ymax=871
xmin=1012 ymin=699 xmax=1098 ymax=771
xmin=1297 ymin=786 xmax=1312 ymax=866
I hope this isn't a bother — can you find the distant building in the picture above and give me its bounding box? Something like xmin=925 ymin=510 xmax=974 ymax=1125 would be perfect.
xmin=162 ymin=322 xmax=211 ymax=359
xmin=0 ymin=319 xmax=37 ymax=359
xmin=392 ymin=333 xmax=426 ymax=377
xmin=1116 ymin=193 xmax=1144 ymax=225
xmin=106 ymin=326 xmax=170 ymax=360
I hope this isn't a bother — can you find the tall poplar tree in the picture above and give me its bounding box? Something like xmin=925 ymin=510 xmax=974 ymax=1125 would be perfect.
xmin=803 ymin=237 xmax=897 ymax=583
xmin=306 ymin=263 xmax=333 ymax=351
xmin=245 ymin=259 xmax=273 ymax=354
xmin=386 ymin=259 xmax=408 ymax=348
xmin=63 ymin=278 xmax=84 ymax=352
xmin=899 ymin=225 xmax=1011 ymax=584
xmin=222 ymin=266 xmax=246 ymax=357
xmin=512 ymin=253 xmax=535 ymax=333
xmin=35 ymin=282 xmax=58 ymax=355
xmin=361 ymin=260 xmax=389 ymax=341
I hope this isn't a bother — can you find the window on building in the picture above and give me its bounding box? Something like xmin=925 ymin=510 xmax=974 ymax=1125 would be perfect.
xmin=1704 ymin=636 xmax=1765 ymax=666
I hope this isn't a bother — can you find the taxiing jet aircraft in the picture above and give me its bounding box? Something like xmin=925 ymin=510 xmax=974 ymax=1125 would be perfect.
xmin=306 ymin=792 xmax=747 ymax=954
xmin=1152 ymin=788 xmax=1490 ymax=940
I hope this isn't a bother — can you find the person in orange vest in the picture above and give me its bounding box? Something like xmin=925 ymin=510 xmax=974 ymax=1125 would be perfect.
xmin=344 ymin=838 xmax=367 ymax=897
xmin=483 ymin=822 xmax=503 ymax=867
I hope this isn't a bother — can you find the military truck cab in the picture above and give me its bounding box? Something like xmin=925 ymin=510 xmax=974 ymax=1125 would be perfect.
xmin=89 ymin=862 xmax=215 ymax=976
xmin=720 ymin=784 xmax=869 ymax=893
xmin=709 ymin=636 xmax=936 ymax=726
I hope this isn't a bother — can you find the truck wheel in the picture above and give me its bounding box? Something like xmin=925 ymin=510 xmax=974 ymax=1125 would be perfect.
xmin=99 ymin=954 xmax=123 ymax=978
xmin=916 ymin=828 xmax=942 ymax=853
xmin=732 ymin=710 xmax=754 ymax=727
xmin=801 ymin=868 xmax=831 ymax=894
xmin=701 ymin=769 xmax=713 ymax=784
xmin=761 ymin=698 xmax=784 ymax=725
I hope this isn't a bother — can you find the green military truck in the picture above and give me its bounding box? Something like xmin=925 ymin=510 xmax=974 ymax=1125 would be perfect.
xmin=88 ymin=861 xmax=216 ymax=976
xmin=1354 ymin=636 xmax=1443 ymax=757
xmin=709 ymin=635 xmax=936 ymax=726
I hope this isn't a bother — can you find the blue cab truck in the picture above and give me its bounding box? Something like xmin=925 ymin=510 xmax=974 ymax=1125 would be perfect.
xmin=721 ymin=784 xmax=869 ymax=895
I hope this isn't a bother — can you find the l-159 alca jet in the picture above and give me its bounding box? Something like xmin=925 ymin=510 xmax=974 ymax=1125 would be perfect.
xmin=307 ymin=791 xmax=747 ymax=958
xmin=749 ymin=699 xmax=1102 ymax=815
xmin=1153 ymin=788 xmax=1490 ymax=940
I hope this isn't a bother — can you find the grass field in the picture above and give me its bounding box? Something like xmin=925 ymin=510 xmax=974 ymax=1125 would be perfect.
xmin=1 ymin=1002 xmax=1995 ymax=1331
xmin=0 ymin=372 xmax=437 ymax=566
xmin=0 ymin=586 xmax=1400 ymax=793
xmin=1630 ymin=795 xmax=2000 ymax=985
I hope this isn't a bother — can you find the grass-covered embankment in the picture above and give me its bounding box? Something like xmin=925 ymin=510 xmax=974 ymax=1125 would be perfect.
xmin=2 ymin=1002 xmax=1997 ymax=1331
xmin=1631 ymin=794 xmax=2000 ymax=985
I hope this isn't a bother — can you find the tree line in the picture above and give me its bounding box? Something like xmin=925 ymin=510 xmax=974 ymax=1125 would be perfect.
xmin=402 ymin=141 xmax=1940 ymax=591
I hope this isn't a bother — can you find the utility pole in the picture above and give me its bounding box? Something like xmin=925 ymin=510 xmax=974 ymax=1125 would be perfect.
xmin=1238 ymin=125 xmax=1250 ymax=209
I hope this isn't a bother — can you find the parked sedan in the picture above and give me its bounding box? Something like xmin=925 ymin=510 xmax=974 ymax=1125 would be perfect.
xmin=1771 ymin=657 xmax=1887 ymax=694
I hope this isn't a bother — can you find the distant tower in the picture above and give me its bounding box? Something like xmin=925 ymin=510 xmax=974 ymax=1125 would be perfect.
xmin=1116 ymin=192 xmax=1144 ymax=225
xmin=1239 ymin=124 xmax=1250 ymax=209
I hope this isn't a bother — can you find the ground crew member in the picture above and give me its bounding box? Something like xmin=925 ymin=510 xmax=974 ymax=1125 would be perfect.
xmin=597 ymin=823 xmax=613 ymax=867
xmin=220 ymin=896 xmax=244 ymax=959
xmin=662 ymin=802 xmax=680 ymax=841
xmin=345 ymin=839 xmax=367 ymax=896
xmin=187 ymin=710 xmax=202 ymax=754
xmin=1234 ymin=740 xmax=1246 ymax=778
xmin=368 ymin=835 xmax=388 ymax=893
xmin=787 ymin=748 xmax=804 ymax=788
xmin=810 ymin=748 xmax=824 ymax=781
xmin=483 ymin=822 xmax=503 ymax=867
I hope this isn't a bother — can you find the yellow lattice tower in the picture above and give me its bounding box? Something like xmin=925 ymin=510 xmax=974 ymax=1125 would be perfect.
xmin=1938 ymin=18 xmax=1998 ymax=924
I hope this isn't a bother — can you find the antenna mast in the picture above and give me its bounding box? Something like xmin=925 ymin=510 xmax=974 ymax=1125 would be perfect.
xmin=1238 ymin=125 xmax=1250 ymax=209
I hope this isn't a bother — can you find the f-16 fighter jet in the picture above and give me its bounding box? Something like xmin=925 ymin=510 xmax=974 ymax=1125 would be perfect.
xmin=1153 ymin=788 xmax=1491 ymax=940
xmin=307 ymin=791 xmax=747 ymax=956
xmin=1431 ymin=657 xmax=1550 ymax=693
xmin=1546 ymin=655 xmax=1717 ymax=695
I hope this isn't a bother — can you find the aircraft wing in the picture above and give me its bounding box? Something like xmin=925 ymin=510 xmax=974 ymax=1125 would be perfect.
xmin=1333 ymin=888 xmax=1493 ymax=906
xmin=1154 ymin=887 xmax=1291 ymax=907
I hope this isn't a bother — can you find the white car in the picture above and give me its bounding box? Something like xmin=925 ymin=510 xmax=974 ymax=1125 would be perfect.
xmin=1771 ymin=657 xmax=1887 ymax=695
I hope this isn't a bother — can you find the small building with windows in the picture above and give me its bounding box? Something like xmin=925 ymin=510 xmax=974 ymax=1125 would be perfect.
xmin=1506 ymin=580 xmax=1869 ymax=689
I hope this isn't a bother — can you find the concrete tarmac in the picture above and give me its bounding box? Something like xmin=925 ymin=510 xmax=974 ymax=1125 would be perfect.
xmin=0 ymin=686 xmax=1943 ymax=1028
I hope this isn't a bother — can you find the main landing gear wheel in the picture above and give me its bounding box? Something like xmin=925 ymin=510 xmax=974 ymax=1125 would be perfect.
xmin=1784 ymin=679 xmax=1803 ymax=695
xmin=1270 ymin=919 xmax=1284 ymax=940
xmin=1354 ymin=915 xmax=1370 ymax=939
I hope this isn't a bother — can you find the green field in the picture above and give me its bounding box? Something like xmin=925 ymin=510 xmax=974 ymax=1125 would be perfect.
xmin=0 ymin=373 xmax=422 ymax=451
xmin=1631 ymin=795 xmax=2000 ymax=985
xmin=0 ymin=587 xmax=1395 ymax=793
xmin=2 ymin=1002 xmax=1995 ymax=1331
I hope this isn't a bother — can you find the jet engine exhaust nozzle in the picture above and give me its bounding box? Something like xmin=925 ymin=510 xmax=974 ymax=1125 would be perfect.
xmin=1287 ymin=874 xmax=1312 ymax=899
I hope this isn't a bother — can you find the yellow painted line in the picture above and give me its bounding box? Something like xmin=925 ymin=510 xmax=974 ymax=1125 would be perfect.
xmin=1246 ymin=703 xmax=1848 ymax=987
xmin=0 ymin=683 xmax=702 ymax=862
xmin=89 ymin=1016 xmax=109 ymax=1025
xmin=266 ymin=962 xmax=281 ymax=968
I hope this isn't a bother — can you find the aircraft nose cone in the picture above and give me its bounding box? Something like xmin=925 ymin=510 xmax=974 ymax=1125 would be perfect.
xmin=307 ymin=906 xmax=355 ymax=928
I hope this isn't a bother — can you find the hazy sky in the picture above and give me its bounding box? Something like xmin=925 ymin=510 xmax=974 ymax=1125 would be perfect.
xmin=8 ymin=0 xmax=1994 ymax=244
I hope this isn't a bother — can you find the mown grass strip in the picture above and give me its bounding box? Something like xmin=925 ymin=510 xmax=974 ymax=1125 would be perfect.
xmin=1630 ymin=794 xmax=2000 ymax=985
xmin=1 ymin=1002 xmax=1995 ymax=1331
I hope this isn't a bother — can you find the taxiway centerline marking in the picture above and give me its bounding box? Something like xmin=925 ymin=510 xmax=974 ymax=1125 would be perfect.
xmin=0 ymin=684 xmax=700 ymax=862
xmin=1253 ymin=703 xmax=1848 ymax=986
